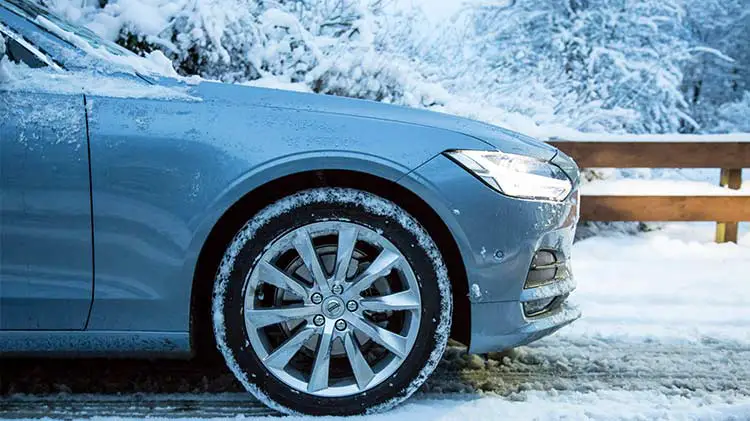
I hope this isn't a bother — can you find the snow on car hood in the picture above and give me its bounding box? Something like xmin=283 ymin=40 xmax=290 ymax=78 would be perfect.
xmin=191 ymin=80 xmax=559 ymax=162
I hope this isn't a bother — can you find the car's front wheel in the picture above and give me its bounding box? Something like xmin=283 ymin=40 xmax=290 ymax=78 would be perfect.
xmin=212 ymin=187 xmax=452 ymax=415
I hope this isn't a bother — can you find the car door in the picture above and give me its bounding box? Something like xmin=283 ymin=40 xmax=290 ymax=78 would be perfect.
xmin=0 ymin=27 xmax=93 ymax=329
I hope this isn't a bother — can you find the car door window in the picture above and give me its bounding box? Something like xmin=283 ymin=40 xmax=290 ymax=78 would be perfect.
xmin=0 ymin=33 xmax=7 ymax=81
xmin=3 ymin=33 xmax=46 ymax=68
xmin=0 ymin=25 xmax=54 ymax=71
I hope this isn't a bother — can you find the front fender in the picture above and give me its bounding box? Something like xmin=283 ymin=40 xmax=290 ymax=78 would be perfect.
xmin=185 ymin=151 xmax=423 ymax=271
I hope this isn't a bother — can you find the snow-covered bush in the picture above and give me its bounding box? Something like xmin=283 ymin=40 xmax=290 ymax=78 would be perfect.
xmin=42 ymin=0 xmax=314 ymax=82
xmin=307 ymin=48 xmax=447 ymax=106
xmin=392 ymin=0 xmax=748 ymax=136
xmin=429 ymin=0 xmax=700 ymax=134
xmin=713 ymin=92 xmax=750 ymax=133
xmin=38 ymin=0 xmax=439 ymax=105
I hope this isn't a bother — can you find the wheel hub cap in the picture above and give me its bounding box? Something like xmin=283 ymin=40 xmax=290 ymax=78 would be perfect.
xmin=321 ymin=296 xmax=345 ymax=319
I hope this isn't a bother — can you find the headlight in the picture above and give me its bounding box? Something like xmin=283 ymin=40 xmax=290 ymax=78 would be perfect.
xmin=445 ymin=150 xmax=573 ymax=201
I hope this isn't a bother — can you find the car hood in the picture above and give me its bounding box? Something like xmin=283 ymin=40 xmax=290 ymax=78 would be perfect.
xmin=189 ymin=81 xmax=559 ymax=162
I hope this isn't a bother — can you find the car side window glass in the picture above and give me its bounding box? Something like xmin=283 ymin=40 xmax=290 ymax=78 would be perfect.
xmin=0 ymin=33 xmax=9 ymax=83
xmin=2 ymin=32 xmax=47 ymax=69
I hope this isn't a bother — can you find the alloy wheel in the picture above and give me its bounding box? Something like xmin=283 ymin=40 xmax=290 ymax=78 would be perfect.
xmin=242 ymin=221 xmax=422 ymax=397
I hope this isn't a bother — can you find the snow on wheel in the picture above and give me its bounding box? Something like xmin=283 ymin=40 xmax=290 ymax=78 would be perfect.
xmin=212 ymin=187 xmax=452 ymax=415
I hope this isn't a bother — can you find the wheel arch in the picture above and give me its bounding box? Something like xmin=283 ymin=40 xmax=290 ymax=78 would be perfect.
xmin=189 ymin=169 xmax=470 ymax=359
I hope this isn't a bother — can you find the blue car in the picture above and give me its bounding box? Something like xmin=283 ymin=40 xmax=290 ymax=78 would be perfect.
xmin=0 ymin=0 xmax=580 ymax=415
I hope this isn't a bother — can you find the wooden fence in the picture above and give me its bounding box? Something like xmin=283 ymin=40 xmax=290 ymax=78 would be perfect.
xmin=548 ymin=139 xmax=750 ymax=243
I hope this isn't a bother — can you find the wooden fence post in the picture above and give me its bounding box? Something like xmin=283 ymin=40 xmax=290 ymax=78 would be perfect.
xmin=715 ymin=168 xmax=743 ymax=243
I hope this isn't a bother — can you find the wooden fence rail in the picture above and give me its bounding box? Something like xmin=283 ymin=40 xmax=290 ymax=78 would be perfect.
xmin=548 ymin=140 xmax=750 ymax=243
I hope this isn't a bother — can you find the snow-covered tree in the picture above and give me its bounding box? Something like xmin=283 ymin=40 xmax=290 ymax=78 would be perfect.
xmin=456 ymin=0 xmax=699 ymax=134
xmin=681 ymin=0 xmax=750 ymax=133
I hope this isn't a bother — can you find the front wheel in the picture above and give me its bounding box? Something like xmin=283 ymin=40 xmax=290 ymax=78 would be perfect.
xmin=212 ymin=188 xmax=452 ymax=415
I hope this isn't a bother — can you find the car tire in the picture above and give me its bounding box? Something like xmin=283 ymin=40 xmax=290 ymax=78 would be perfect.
xmin=212 ymin=187 xmax=452 ymax=415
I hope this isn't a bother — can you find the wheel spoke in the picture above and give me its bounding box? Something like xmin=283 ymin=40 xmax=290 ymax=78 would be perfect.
xmin=359 ymin=289 xmax=420 ymax=313
xmin=308 ymin=322 xmax=334 ymax=393
xmin=346 ymin=314 xmax=409 ymax=359
xmin=343 ymin=331 xmax=375 ymax=390
xmin=347 ymin=248 xmax=401 ymax=296
xmin=334 ymin=226 xmax=358 ymax=284
xmin=292 ymin=228 xmax=330 ymax=293
xmin=245 ymin=305 xmax=318 ymax=329
xmin=263 ymin=326 xmax=316 ymax=370
xmin=256 ymin=260 xmax=309 ymax=299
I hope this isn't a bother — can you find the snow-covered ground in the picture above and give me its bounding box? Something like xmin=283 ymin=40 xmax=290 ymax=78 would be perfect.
xmin=3 ymin=223 xmax=749 ymax=420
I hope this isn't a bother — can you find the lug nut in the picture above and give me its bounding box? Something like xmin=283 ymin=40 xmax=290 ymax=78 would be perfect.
xmin=311 ymin=293 xmax=323 ymax=304
xmin=335 ymin=319 xmax=347 ymax=331
xmin=332 ymin=284 xmax=344 ymax=295
xmin=313 ymin=315 xmax=325 ymax=326
xmin=346 ymin=300 xmax=358 ymax=312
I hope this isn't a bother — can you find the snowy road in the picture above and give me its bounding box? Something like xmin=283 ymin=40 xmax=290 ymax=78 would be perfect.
xmin=2 ymin=223 xmax=749 ymax=420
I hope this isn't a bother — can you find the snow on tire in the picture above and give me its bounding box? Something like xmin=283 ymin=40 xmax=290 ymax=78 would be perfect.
xmin=212 ymin=187 xmax=452 ymax=415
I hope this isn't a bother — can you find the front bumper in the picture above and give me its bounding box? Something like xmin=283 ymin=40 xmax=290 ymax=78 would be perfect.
xmin=470 ymin=294 xmax=580 ymax=353
xmin=400 ymin=154 xmax=581 ymax=354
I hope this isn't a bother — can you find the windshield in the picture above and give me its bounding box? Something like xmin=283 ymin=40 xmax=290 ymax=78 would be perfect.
xmin=4 ymin=0 xmax=140 ymax=59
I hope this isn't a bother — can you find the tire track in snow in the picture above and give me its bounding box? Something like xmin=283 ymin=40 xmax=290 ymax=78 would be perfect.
xmin=424 ymin=339 xmax=750 ymax=397
xmin=2 ymin=340 xmax=748 ymax=419
xmin=0 ymin=394 xmax=277 ymax=419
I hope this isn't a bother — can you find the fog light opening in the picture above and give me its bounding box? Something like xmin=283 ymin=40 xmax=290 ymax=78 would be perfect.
xmin=523 ymin=297 xmax=556 ymax=317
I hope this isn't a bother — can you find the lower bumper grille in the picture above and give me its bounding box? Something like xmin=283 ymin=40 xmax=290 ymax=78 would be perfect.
xmin=523 ymin=293 xmax=569 ymax=317
xmin=525 ymin=249 xmax=569 ymax=289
